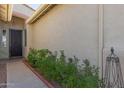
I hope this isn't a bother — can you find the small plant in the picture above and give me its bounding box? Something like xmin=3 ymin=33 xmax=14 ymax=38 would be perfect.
xmin=27 ymin=48 xmax=100 ymax=88
xmin=27 ymin=48 xmax=38 ymax=66
xmin=80 ymin=59 xmax=99 ymax=87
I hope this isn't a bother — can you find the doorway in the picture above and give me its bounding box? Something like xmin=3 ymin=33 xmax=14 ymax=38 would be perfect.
xmin=9 ymin=29 xmax=22 ymax=57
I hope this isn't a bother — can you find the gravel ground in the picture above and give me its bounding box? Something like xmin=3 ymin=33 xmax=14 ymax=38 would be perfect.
xmin=0 ymin=63 xmax=7 ymax=88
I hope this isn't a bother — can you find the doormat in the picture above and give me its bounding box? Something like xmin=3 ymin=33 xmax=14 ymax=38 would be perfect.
xmin=0 ymin=63 xmax=7 ymax=88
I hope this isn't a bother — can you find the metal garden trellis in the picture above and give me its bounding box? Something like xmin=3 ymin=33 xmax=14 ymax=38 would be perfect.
xmin=103 ymin=47 xmax=124 ymax=88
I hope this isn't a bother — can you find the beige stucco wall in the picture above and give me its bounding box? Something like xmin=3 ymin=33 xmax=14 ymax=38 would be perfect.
xmin=27 ymin=4 xmax=99 ymax=65
xmin=25 ymin=24 xmax=33 ymax=57
xmin=0 ymin=21 xmax=9 ymax=59
xmin=103 ymin=5 xmax=124 ymax=78
xmin=26 ymin=4 xmax=124 ymax=79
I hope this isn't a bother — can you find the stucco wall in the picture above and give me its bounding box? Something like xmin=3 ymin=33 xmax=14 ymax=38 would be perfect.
xmin=0 ymin=21 xmax=9 ymax=59
xmin=103 ymin=5 xmax=124 ymax=78
xmin=25 ymin=24 xmax=33 ymax=57
xmin=26 ymin=4 xmax=124 ymax=79
xmin=0 ymin=16 xmax=26 ymax=59
xmin=27 ymin=5 xmax=99 ymax=65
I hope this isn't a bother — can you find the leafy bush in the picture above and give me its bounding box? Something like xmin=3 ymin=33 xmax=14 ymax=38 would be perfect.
xmin=27 ymin=48 xmax=100 ymax=88
xmin=27 ymin=48 xmax=38 ymax=66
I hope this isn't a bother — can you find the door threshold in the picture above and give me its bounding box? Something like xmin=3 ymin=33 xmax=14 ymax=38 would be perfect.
xmin=9 ymin=56 xmax=23 ymax=59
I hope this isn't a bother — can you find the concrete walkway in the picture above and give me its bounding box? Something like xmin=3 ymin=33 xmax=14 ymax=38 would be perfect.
xmin=0 ymin=59 xmax=48 ymax=88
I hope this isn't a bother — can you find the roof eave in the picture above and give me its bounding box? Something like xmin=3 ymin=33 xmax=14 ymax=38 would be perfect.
xmin=23 ymin=4 xmax=35 ymax=11
xmin=7 ymin=4 xmax=13 ymax=21
xmin=26 ymin=4 xmax=56 ymax=24
xmin=0 ymin=4 xmax=13 ymax=22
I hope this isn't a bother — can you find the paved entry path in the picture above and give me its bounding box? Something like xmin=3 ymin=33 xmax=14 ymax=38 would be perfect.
xmin=0 ymin=59 xmax=48 ymax=88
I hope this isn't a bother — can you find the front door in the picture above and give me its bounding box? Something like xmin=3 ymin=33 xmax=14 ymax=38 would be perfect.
xmin=9 ymin=29 xmax=22 ymax=57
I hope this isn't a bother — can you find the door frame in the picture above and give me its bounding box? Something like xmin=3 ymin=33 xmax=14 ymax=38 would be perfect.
xmin=9 ymin=29 xmax=23 ymax=58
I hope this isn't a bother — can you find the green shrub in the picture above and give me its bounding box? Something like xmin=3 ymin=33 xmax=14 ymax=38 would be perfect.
xmin=27 ymin=48 xmax=38 ymax=66
xmin=78 ymin=59 xmax=99 ymax=88
xmin=27 ymin=48 xmax=100 ymax=88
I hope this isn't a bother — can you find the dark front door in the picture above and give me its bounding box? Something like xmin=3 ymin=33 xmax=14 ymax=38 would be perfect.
xmin=9 ymin=29 xmax=22 ymax=57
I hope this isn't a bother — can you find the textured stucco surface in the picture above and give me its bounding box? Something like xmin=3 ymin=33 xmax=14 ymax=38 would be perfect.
xmin=26 ymin=4 xmax=124 ymax=78
xmin=27 ymin=4 xmax=99 ymax=65
xmin=103 ymin=5 xmax=124 ymax=78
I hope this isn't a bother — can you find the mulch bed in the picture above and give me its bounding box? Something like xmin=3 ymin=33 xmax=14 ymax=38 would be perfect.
xmin=23 ymin=59 xmax=61 ymax=88
xmin=0 ymin=63 xmax=7 ymax=88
